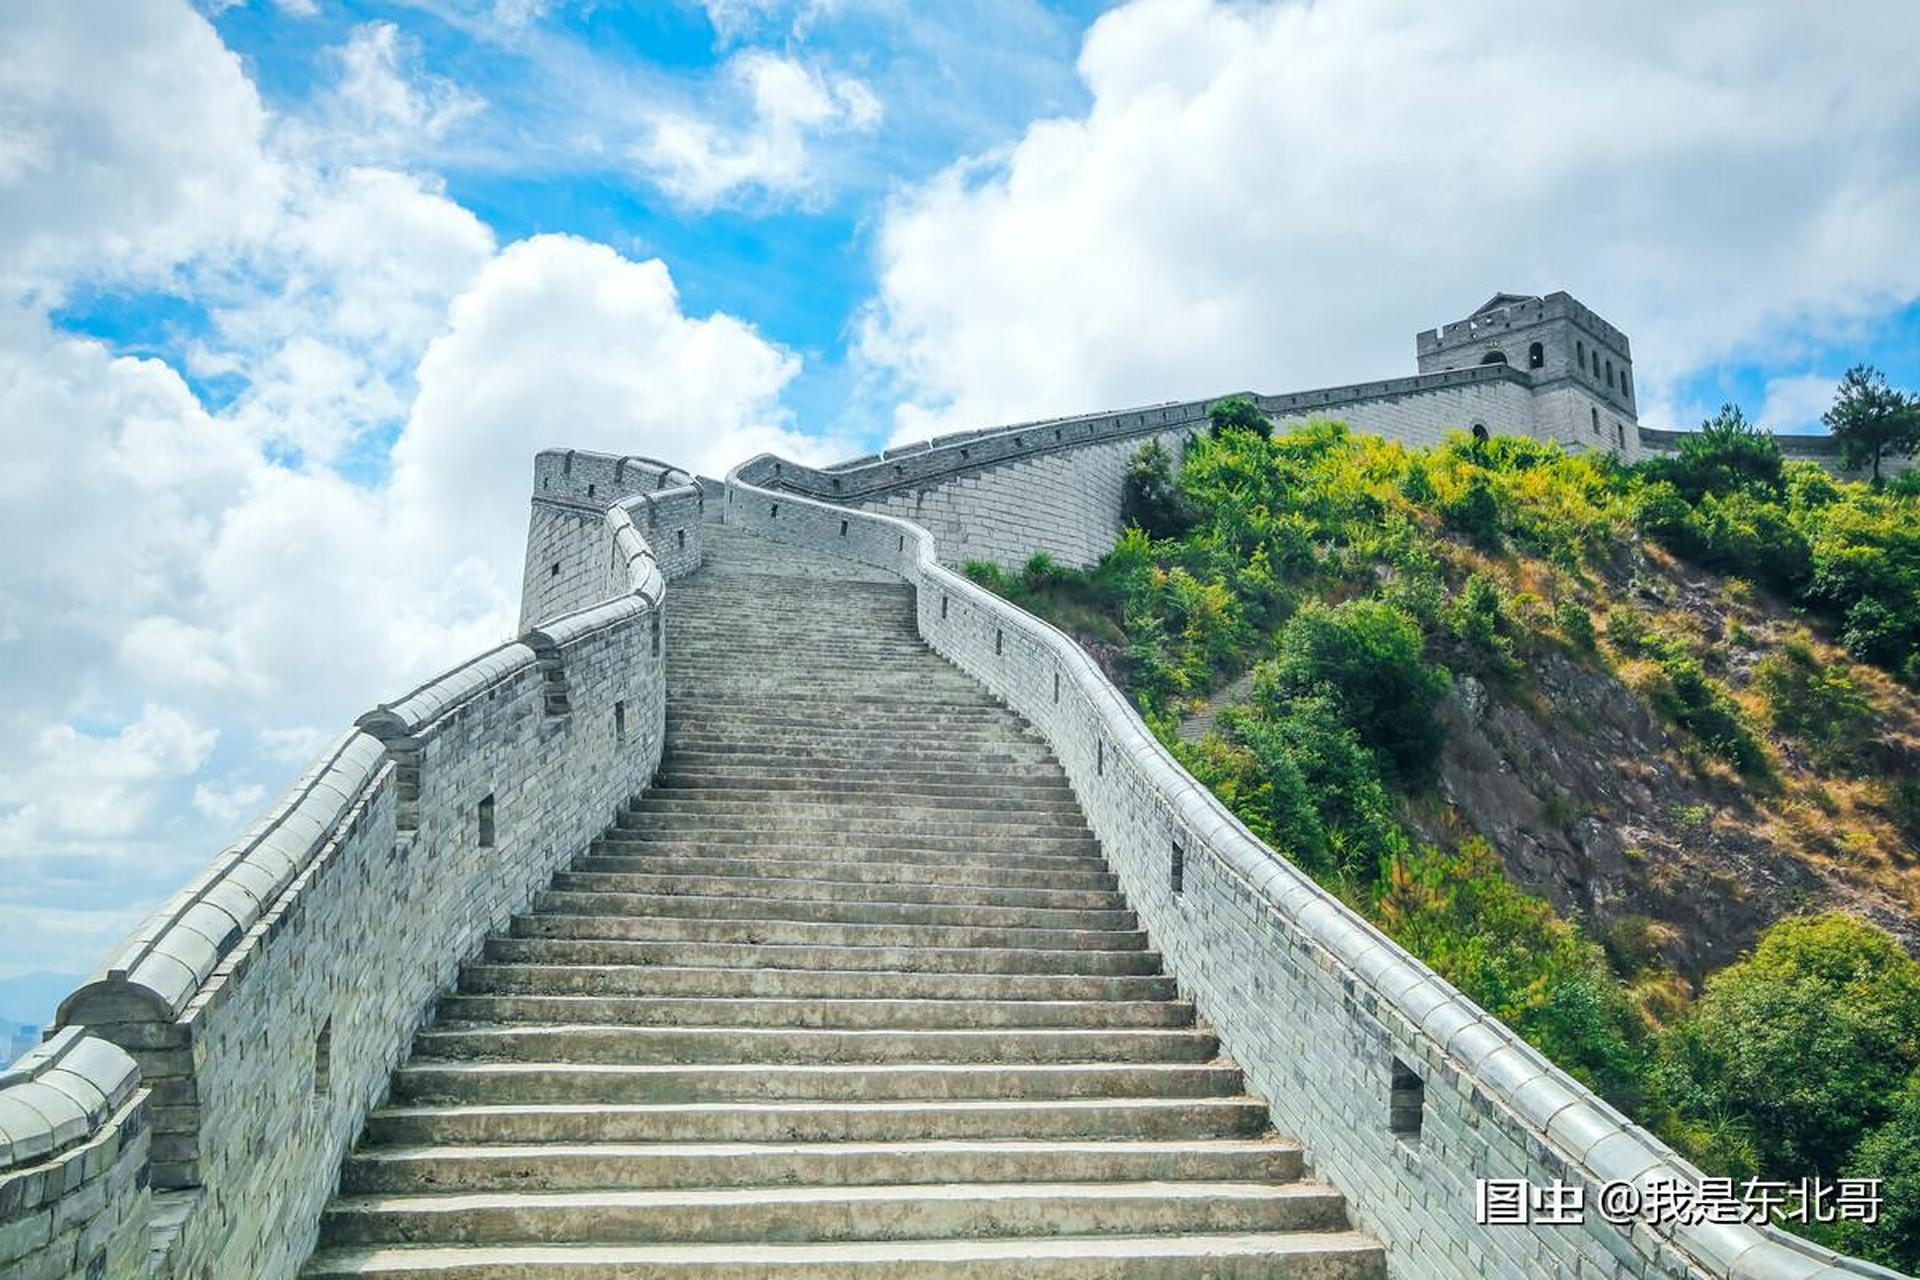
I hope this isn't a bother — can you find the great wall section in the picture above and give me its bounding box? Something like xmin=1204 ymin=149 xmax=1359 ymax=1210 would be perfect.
xmin=2 ymin=293 xmax=1908 ymax=1279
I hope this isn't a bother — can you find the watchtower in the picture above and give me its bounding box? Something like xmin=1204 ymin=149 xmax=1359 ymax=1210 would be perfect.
xmin=1418 ymin=291 xmax=1633 ymax=407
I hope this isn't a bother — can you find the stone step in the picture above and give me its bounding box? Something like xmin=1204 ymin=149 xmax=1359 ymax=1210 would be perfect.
xmin=650 ymin=767 xmax=1071 ymax=792
xmin=362 ymin=1097 xmax=1273 ymax=1148
xmin=389 ymin=1062 xmax=1248 ymax=1106
xmin=628 ymin=794 xmax=1086 ymax=821
xmin=572 ymin=852 xmax=1114 ymax=891
xmin=483 ymin=935 xmax=1162 ymax=976
xmin=640 ymin=779 xmax=1077 ymax=804
xmin=663 ymin=700 xmax=1012 ymax=722
xmin=455 ymin=964 xmax=1176 ymax=1003
xmin=432 ymin=993 xmax=1195 ymax=1031
xmin=304 ymin=1232 xmax=1387 ymax=1279
xmin=504 ymin=912 xmax=1148 ymax=954
xmin=600 ymin=828 xmax=1101 ymax=857
xmin=615 ymin=812 xmax=1093 ymax=841
xmin=576 ymin=845 xmax=1110 ymax=881
xmin=319 ymin=1180 xmax=1350 ymax=1248
xmin=341 ymin=1138 xmax=1302 ymax=1194
xmin=409 ymin=1024 xmax=1220 ymax=1066
xmin=529 ymin=890 xmax=1134 ymax=933
xmin=548 ymin=872 xmax=1124 ymax=913
xmin=659 ymin=741 xmax=1057 ymax=764
xmin=662 ymin=716 xmax=1037 ymax=740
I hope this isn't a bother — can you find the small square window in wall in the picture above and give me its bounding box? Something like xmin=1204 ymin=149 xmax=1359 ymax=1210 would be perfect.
xmin=550 ymin=561 xmax=561 ymax=578
xmin=615 ymin=700 xmax=627 ymax=742
xmin=677 ymin=529 xmax=686 ymax=551
xmin=1389 ymin=1056 xmax=1424 ymax=1143
xmin=477 ymin=794 xmax=496 ymax=848
xmin=1170 ymin=839 xmax=1185 ymax=895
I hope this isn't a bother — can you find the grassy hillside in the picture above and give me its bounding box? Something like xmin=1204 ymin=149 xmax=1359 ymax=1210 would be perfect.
xmin=965 ymin=410 xmax=1920 ymax=1267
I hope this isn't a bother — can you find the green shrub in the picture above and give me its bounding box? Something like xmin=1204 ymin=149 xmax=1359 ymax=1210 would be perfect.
xmin=1642 ymin=403 xmax=1784 ymax=501
xmin=1373 ymin=840 xmax=1647 ymax=1104
xmin=1835 ymin=1073 xmax=1920 ymax=1272
xmin=1644 ymin=650 xmax=1769 ymax=778
xmin=1554 ymin=597 xmax=1597 ymax=651
xmin=1207 ymin=396 xmax=1271 ymax=439
xmin=1221 ymin=692 xmax=1406 ymax=884
xmin=1120 ymin=440 xmax=1199 ymax=540
xmin=1261 ymin=599 xmax=1450 ymax=784
xmin=1753 ymin=640 xmax=1871 ymax=769
xmin=1656 ymin=914 xmax=1920 ymax=1179
xmin=1441 ymin=471 xmax=1503 ymax=545
xmin=1447 ymin=573 xmax=1515 ymax=668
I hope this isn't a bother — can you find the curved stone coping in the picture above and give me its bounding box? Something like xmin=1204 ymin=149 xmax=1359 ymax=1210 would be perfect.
xmin=63 ymin=728 xmax=389 ymax=1024
xmin=0 ymin=1028 xmax=141 ymax=1172
xmin=57 ymin=479 xmax=693 ymax=1035
xmin=723 ymin=454 xmax=1902 ymax=1280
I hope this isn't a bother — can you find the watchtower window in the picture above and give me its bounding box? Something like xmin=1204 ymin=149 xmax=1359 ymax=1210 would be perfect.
xmin=1471 ymin=423 xmax=1489 ymax=443
xmin=1576 ymin=339 xmax=1585 ymax=369
xmin=1591 ymin=407 xmax=1601 ymax=434
xmin=1527 ymin=342 xmax=1544 ymax=369
xmin=1478 ymin=350 xmax=1507 ymax=365
xmin=477 ymin=794 xmax=496 ymax=847
xmin=1605 ymin=359 xmax=1614 ymax=388
xmin=1592 ymin=351 xmax=1601 ymax=378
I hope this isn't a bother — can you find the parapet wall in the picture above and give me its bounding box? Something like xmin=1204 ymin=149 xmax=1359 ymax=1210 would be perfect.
xmin=725 ymin=452 xmax=1901 ymax=1280
xmin=6 ymin=455 xmax=701 ymax=1280
xmin=757 ymin=367 xmax=1634 ymax=571
xmin=520 ymin=451 xmax=702 ymax=628
xmin=1639 ymin=425 xmax=1914 ymax=480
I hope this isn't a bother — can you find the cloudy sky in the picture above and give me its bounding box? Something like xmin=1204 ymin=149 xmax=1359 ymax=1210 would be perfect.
xmin=4 ymin=0 xmax=1920 ymax=992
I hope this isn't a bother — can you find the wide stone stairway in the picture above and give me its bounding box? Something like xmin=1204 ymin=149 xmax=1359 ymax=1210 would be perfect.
xmin=303 ymin=523 xmax=1384 ymax=1278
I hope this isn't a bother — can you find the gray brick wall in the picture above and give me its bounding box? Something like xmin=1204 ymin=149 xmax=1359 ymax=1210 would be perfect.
xmin=719 ymin=461 xmax=1902 ymax=1280
xmin=23 ymin=467 xmax=700 ymax=1280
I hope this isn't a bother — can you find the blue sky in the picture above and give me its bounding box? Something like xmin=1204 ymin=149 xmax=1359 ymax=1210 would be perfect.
xmin=4 ymin=0 xmax=1920 ymax=1004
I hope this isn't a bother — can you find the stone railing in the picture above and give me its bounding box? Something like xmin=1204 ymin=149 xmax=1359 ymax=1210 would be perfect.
xmin=0 ymin=1029 xmax=151 ymax=1277
xmin=724 ymin=453 xmax=1902 ymax=1280
xmin=760 ymin=398 xmax=1220 ymax=501
xmin=9 ymin=466 xmax=701 ymax=1279
xmin=1253 ymin=362 xmax=1533 ymax=419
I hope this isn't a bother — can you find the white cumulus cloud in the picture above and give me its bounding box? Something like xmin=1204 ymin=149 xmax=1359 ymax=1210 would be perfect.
xmin=858 ymin=0 xmax=1920 ymax=438
xmin=638 ymin=51 xmax=882 ymax=208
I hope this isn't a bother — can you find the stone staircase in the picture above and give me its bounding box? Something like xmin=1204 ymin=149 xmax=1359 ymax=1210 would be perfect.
xmin=302 ymin=523 xmax=1385 ymax=1279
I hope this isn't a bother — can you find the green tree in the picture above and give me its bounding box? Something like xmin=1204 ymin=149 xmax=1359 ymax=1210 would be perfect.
xmin=1120 ymin=440 xmax=1199 ymax=539
xmin=1262 ymin=599 xmax=1450 ymax=784
xmin=1824 ymin=365 xmax=1920 ymax=484
xmin=1644 ymin=403 xmax=1785 ymax=500
xmin=1835 ymin=1073 xmax=1920 ymax=1272
xmin=1207 ymin=395 xmax=1272 ymax=439
xmin=1657 ymin=914 xmax=1920 ymax=1179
